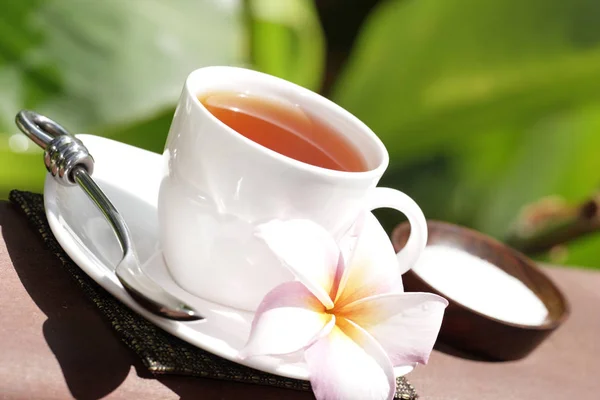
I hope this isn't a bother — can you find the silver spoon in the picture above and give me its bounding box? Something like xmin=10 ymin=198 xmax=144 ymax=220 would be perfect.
xmin=16 ymin=110 xmax=202 ymax=321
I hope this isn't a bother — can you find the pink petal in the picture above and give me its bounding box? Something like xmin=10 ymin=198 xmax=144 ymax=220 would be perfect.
xmin=241 ymin=282 xmax=334 ymax=358
xmin=338 ymin=210 xmax=367 ymax=266
xmin=335 ymin=211 xmax=367 ymax=300
xmin=305 ymin=318 xmax=396 ymax=400
xmin=338 ymin=292 xmax=448 ymax=366
xmin=256 ymin=219 xmax=340 ymax=308
xmin=334 ymin=215 xmax=404 ymax=306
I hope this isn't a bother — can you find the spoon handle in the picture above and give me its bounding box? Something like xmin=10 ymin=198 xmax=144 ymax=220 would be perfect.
xmin=15 ymin=110 xmax=202 ymax=321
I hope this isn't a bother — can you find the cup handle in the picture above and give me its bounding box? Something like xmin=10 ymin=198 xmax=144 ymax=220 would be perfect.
xmin=367 ymin=187 xmax=428 ymax=274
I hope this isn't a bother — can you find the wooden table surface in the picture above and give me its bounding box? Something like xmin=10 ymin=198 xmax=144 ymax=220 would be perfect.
xmin=1 ymin=200 xmax=598 ymax=400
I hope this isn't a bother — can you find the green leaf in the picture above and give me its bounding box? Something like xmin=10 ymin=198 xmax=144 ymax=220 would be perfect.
xmin=0 ymin=0 xmax=245 ymax=199
xmin=468 ymin=105 xmax=600 ymax=237
xmin=334 ymin=0 xmax=600 ymax=268
xmin=0 ymin=149 xmax=46 ymax=197
xmin=0 ymin=0 xmax=244 ymax=132
xmin=333 ymin=0 xmax=600 ymax=166
xmin=246 ymin=0 xmax=325 ymax=91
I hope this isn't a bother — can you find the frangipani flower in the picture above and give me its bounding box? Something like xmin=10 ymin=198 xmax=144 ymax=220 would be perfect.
xmin=241 ymin=219 xmax=448 ymax=400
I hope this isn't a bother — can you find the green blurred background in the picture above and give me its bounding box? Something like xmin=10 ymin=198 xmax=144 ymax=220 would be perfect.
xmin=2 ymin=0 xmax=600 ymax=268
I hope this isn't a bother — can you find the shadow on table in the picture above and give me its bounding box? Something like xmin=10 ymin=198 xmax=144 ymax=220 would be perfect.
xmin=2 ymin=203 xmax=135 ymax=400
xmin=434 ymin=342 xmax=502 ymax=362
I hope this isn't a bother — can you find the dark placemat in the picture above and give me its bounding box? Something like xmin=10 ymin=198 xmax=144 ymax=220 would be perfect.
xmin=9 ymin=190 xmax=418 ymax=399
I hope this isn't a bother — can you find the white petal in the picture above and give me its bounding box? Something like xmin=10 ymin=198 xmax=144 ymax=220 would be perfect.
xmin=241 ymin=282 xmax=334 ymax=358
xmin=334 ymin=215 xmax=404 ymax=306
xmin=256 ymin=219 xmax=340 ymax=308
xmin=305 ymin=318 xmax=396 ymax=400
xmin=339 ymin=292 xmax=448 ymax=366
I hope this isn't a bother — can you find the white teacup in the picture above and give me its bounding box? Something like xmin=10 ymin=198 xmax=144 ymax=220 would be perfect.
xmin=158 ymin=66 xmax=427 ymax=311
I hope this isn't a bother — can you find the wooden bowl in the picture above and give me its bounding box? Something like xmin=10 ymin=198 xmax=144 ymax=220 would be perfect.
xmin=392 ymin=220 xmax=570 ymax=361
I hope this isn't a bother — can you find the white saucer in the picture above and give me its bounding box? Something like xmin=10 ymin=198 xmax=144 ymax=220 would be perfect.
xmin=43 ymin=134 xmax=414 ymax=380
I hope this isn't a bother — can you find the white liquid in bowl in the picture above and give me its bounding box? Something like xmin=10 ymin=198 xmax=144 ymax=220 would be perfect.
xmin=413 ymin=245 xmax=549 ymax=326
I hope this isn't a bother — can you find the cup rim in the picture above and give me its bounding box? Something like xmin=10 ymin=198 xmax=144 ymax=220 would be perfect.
xmin=184 ymin=66 xmax=389 ymax=181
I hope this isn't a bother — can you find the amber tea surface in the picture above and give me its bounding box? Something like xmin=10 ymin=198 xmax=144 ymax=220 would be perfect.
xmin=199 ymin=92 xmax=367 ymax=172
